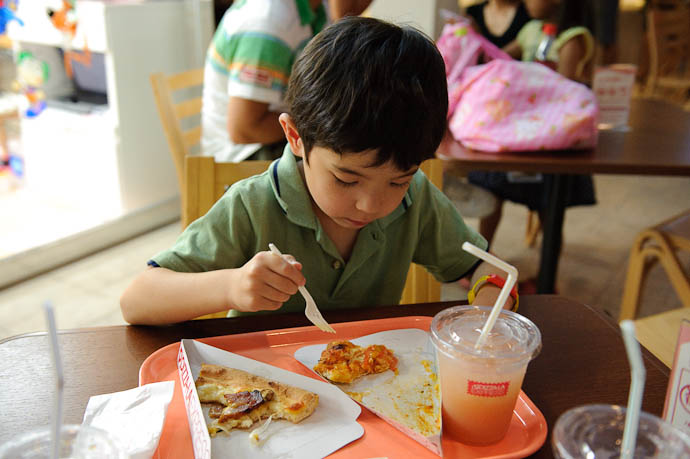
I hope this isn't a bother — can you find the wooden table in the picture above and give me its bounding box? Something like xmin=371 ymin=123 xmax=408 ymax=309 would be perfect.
xmin=438 ymin=98 xmax=690 ymax=294
xmin=0 ymin=296 xmax=670 ymax=458
xmin=635 ymin=307 xmax=690 ymax=368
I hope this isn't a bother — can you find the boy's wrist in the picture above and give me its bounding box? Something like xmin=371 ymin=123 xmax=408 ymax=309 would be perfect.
xmin=468 ymin=275 xmax=519 ymax=312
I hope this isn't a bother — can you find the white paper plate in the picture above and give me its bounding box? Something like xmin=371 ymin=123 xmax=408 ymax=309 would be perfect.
xmin=293 ymin=329 xmax=442 ymax=455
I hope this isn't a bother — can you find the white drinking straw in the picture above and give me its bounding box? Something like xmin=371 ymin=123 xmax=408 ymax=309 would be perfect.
xmin=620 ymin=320 xmax=646 ymax=459
xmin=43 ymin=301 xmax=64 ymax=459
xmin=461 ymin=242 xmax=519 ymax=349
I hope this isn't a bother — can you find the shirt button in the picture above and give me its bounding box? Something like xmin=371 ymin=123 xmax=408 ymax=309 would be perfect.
xmin=332 ymin=260 xmax=342 ymax=269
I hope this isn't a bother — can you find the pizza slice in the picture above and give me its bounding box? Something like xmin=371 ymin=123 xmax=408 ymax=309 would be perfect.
xmin=313 ymin=340 xmax=398 ymax=384
xmin=195 ymin=363 xmax=319 ymax=436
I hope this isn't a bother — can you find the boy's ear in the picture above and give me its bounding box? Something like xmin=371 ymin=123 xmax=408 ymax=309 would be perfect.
xmin=279 ymin=113 xmax=305 ymax=159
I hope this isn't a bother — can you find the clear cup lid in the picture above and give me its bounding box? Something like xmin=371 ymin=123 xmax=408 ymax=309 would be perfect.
xmin=430 ymin=305 xmax=541 ymax=361
xmin=552 ymin=404 xmax=690 ymax=458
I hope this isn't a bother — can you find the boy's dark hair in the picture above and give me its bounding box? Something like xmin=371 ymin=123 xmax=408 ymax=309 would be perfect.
xmin=285 ymin=16 xmax=448 ymax=171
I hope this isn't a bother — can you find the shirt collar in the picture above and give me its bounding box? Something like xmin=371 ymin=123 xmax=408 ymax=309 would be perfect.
xmin=269 ymin=145 xmax=416 ymax=232
xmin=269 ymin=145 xmax=318 ymax=229
xmin=294 ymin=0 xmax=327 ymax=34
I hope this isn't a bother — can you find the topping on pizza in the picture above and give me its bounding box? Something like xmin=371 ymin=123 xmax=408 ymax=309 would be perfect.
xmin=195 ymin=364 xmax=318 ymax=436
xmin=313 ymin=340 xmax=398 ymax=384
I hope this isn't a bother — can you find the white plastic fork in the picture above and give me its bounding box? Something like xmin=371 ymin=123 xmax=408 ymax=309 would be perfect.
xmin=268 ymin=243 xmax=336 ymax=333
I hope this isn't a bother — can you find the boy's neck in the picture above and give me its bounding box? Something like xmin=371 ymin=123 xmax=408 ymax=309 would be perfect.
xmin=309 ymin=0 xmax=321 ymax=10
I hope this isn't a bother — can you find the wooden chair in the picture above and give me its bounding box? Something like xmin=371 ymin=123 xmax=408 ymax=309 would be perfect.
xmin=619 ymin=209 xmax=690 ymax=321
xmin=183 ymin=156 xmax=272 ymax=228
xmin=184 ymin=156 xmax=443 ymax=317
xmin=400 ymin=158 xmax=443 ymax=304
xmin=643 ymin=3 xmax=690 ymax=109
xmin=149 ymin=68 xmax=204 ymax=202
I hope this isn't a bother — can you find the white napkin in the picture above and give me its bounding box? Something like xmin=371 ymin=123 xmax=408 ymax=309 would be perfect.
xmin=82 ymin=381 xmax=174 ymax=459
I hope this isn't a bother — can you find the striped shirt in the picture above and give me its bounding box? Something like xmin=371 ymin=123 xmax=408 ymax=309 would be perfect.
xmin=201 ymin=0 xmax=327 ymax=162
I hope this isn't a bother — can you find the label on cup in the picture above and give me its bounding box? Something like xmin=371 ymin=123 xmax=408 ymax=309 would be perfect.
xmin=468 ymin=380 xmax=510 ymax=397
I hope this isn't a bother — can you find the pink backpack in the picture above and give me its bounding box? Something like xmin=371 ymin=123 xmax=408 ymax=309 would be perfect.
xmin=437 ymin=21 xmax=598 ymax=153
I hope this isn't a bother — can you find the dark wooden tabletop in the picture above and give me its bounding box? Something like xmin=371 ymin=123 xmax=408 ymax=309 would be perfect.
xmin=0 ymin=296 xmax=670 ymax=458
xmin=438 ymin=98 xmax=690 ymax=176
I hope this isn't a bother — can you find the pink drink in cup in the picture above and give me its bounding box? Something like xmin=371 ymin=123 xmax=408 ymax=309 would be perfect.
xmin=430 ymin=305 xmax=541 ymax=445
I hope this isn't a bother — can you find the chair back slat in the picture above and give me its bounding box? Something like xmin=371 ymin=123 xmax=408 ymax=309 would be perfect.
xmin=168 ymin=68 xmax=204 ymax=91
xmin=175 ymin=97 xmax=203 ymax=120
xmin=182 ymin=126 xmax=202 ymax=149
xmin=150 ymin=68 xmax=205 ymax=202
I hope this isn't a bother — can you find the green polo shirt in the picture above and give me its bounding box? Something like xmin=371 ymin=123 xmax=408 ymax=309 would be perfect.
xmin=151 ymin=147 xmax=487 ymax=315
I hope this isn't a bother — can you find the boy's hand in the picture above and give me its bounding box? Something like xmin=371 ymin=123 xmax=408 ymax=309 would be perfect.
xmin=228 ymin=251 xmax=305 ymax=312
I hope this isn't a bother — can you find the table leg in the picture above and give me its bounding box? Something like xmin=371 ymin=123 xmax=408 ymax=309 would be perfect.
xmin=537 ymin=174 xmax=571 ymax=293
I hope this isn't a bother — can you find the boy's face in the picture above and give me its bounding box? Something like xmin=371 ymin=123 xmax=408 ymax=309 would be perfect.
xmin=279 ymin=114 xmax=417 ymax=230
xmin=299 ymin=146 xmax=417 ymax=230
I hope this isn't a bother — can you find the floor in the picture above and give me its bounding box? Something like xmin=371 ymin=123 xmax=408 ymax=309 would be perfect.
xmin=1 ymin=173 xmax=688 ymax=341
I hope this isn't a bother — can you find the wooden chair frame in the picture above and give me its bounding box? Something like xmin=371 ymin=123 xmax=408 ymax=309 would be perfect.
xmin=620 ymin=209 xmax=690 ymax=321
xmin=643 ymin=5 xmax=690 ymax=109
xmin=150 ymin=68 xmax=205 ymax=200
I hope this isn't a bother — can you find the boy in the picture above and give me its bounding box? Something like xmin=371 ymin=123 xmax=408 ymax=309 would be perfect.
xmin=121 ymin=17 xmax=516 ymax=325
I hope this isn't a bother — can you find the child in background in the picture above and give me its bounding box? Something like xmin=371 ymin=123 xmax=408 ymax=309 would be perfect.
xmin=467 ymin=0 xmax=596 ymax=257
xmin=463 ymin=0 xmax=531 ymax=56
xmin=120 ymin=17 xmax=516 ymax=325
xmin=515 ymin=0 xmax=595 ymax=82
xmin=444 ymin=0 xmax=531 ymax=230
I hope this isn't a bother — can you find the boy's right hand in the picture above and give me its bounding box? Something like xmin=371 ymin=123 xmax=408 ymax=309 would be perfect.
xmin=228 ymin=250 xmax=305 ymax=312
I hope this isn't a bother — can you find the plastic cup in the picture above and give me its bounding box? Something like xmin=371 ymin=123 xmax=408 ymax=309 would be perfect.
xmin=0 ymin=424 xmax=123 ymax=458
xmin=430 ymin=305 xmax=542 ymax=445
xmin=552 ymin=404 xmax=690 ymax=458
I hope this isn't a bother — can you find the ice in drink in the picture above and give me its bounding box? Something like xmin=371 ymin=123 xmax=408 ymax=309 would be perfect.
xmin=430 ymin=306 xmax=541 ymax=445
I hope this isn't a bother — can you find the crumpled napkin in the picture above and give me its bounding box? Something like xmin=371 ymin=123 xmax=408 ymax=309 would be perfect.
xmin=82 ymin=381 xmax=174 ymax=459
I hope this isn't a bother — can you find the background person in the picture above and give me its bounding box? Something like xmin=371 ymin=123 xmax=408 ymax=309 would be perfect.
xmin=463 ymin=0 xmax=531 ymax=56
xmin=466 ymin=0 xmax=597 ymax=291
xmin=201 ymin=0 xmax=371 ymax=162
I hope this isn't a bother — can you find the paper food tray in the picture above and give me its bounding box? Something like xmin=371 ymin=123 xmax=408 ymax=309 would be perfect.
xmin=177 ymin=339 xmax=363 ymax=459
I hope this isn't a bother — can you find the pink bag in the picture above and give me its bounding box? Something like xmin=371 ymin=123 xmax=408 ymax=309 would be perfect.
xmin=437 ymin=21 xmax=599 ymax=153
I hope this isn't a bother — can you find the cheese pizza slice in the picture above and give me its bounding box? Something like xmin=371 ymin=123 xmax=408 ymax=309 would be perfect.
xmin=195 ymin=363 xmax=319 ymax=436
xmin=313 ymin=340 xmax=398 ymax=384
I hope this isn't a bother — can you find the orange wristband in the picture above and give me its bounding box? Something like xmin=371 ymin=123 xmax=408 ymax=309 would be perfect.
xmin=467 ymin=274 xmax=519 ymax=312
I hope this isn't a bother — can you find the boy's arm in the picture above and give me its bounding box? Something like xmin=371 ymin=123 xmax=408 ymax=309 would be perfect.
xmin=120 ymin=252 xmax=305 ymax=325
xmin=120 ymin=267 xmax=242 ymax=325
xmin=468 ymin=259 xmax=517 ymax=311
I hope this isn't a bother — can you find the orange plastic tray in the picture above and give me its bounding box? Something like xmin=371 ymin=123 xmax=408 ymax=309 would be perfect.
xmin=139 ymin=316 xmax=547 ymax=458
